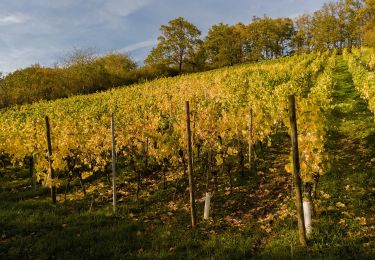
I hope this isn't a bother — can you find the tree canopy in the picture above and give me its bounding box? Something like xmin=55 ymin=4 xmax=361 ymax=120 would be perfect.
xmin=145 ymin=17 xmax=201 ymax=73
xmin=204 ymin=23 xmax=243 ymax=69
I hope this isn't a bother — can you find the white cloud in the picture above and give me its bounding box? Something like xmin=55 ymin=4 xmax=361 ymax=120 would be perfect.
xmin=0 ymin=13 xmax=29 ymax=26
xmin=117 ymin=39 xmax=157 ymax=53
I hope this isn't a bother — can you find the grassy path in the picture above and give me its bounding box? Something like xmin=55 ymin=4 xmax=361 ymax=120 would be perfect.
xmin=310 ymin=55 xmax=375 ymax=258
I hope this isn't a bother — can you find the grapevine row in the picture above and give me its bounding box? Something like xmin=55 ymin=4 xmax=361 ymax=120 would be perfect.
xmin=343 ymin=48 xmax=375 ymax=120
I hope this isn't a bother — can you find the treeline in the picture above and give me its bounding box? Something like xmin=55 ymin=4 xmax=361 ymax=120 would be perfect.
xmin=0 ymin=0 xmax=374 ymax=108
xmin=0 ymin=51 xmax=174 ymax=108
xmin=145 ymin=0 xmax=374 ymax=71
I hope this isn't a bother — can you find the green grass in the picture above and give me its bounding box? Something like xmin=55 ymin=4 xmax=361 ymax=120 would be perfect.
xmin=0 ymin=167 xmax=268 ymax=259
xmin=1 ymin=55 xmax=374 ymax=259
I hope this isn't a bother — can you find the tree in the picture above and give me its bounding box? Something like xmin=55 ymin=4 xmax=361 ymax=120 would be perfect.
xmin=245 ymin=16 xmax=294 ymax=61
xmin=232 ymin=23 xmax=250 ymax=62
xmin=62 ymin=47 xmax=96 ymax=67
xmin=273 ymin=18 xmax=295 ymax=57
xmin=340 ymin=0 xmax=363 ymax=48
xmin=96 ymin=53 xmax=136 ymax=73
xmin=361 ymin=0 xmax=375 ymax=47
xmin=95 ymin=53 xmax=137 ymax=86
xmin=293 ymin=0 xmax=363 ymax=51
xmin=292 ymin=14 xmax=313 ymax=54
xmin=203 ymin=23 xmax=243 ymax=69
xmin=185 ymin=41 xmax=206 ymax=72
xmin=145 ymin=17 xmax=201 ymax=73
xmin=310 ymin=3 xmax=340 ymax=50
xmin=61 ymin=49 xmax=106 ymax=95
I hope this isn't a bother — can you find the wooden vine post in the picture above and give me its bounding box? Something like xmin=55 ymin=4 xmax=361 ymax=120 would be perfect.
xmin=111 ymin=113 xmax=117 ymax=214
xmin=248 ymin=107 xmax=253 ymax=173
xmin=288 ymin=95 xmax=307 ymax=246
xmin=32 ymin=120 xmax=37 ymax=191
xmin=45 ymin=116 xmax=56 ymax=203
xmin=185 ymin=101 xmax=197 ymax=228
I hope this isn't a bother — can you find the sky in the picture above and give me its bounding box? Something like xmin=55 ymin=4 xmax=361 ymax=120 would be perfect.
xmin=0 ymin=0 xmax=332 ymax=73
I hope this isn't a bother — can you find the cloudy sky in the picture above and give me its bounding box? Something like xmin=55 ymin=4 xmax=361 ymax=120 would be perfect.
xmin=0 ymin=0 xmax=331 ymax=73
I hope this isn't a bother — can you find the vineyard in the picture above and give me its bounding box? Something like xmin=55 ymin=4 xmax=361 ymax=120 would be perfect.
xmin=0 ymin=52 xmax=333 ymax=193
xmin=0 ymin=49 xmax=374 ymax=258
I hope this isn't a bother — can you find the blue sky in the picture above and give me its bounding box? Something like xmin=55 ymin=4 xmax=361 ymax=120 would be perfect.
xmin=0 ymin=0 xmax=331 ymax=73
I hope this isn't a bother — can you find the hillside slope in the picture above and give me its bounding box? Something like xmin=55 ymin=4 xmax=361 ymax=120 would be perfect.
xmin=0 ymin=55 xmax=374 ymax=259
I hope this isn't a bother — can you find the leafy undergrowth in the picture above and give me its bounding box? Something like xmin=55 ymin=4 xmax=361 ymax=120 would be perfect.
xmin=1 ymin=56 xmax=374 ymax=259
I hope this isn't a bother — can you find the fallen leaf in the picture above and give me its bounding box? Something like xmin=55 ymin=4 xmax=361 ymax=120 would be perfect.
xmin=355 ymin=217 xmax=366 ymax=225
